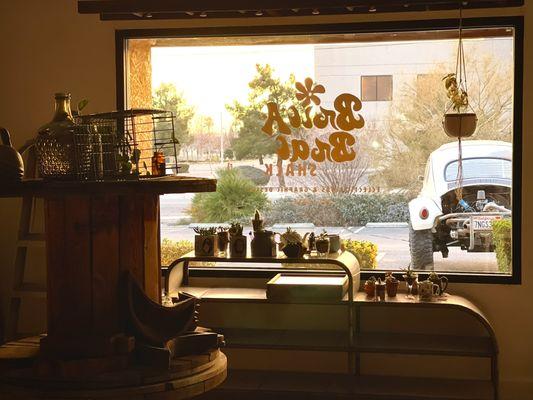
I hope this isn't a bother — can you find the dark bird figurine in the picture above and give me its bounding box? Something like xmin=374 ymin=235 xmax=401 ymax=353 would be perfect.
xmin=123 ymin=271 xmax=198 ymax=346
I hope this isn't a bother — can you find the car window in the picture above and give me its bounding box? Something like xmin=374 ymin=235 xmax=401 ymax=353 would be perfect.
xmin=445 ymin=158 xmax=512 ymax=182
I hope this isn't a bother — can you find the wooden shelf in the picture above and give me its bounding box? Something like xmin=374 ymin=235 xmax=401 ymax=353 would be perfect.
xmin=215 ymin=370 xmax=494 ymax=400
xmin=356 ymin=332 xmax=495 ymax=357
xmin=213 ymin=328 xmax=495 ymax=357
xmin=0 ymin=176 xmax=216 ymax=198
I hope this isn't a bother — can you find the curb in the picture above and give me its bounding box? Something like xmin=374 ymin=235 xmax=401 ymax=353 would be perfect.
xmin=366 ymin=222 xmax=409 ymax=228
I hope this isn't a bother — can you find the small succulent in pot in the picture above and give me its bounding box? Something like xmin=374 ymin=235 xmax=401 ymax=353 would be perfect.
xmin=280 ymin=228 xmax=305 ymax=258
xmin=364 ymin=276 xmax=376 ymax=297
xmin=385 ymin=272 xmax=399 ymax=297
xmin=228 ymin=222 xmax=246 ymax=258
xmin=315 ymin=230 xmax=330 ymax=256
xmin=193 ymin=227 xmax=218 ymax=257
xmin=216 ymin=226 xmax=230 ymax=254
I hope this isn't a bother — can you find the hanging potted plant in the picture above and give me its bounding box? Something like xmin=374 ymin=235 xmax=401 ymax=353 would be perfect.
xmin=442 ymin=6 xmax=477 ymax=139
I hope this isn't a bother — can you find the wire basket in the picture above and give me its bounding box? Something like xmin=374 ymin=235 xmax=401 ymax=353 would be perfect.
xmin=36 ymin=109 xmax=180 ymax=181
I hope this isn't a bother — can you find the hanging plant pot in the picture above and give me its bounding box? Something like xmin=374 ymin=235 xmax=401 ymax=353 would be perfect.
xmin=442 ymin=113 xmax=477 ymax=138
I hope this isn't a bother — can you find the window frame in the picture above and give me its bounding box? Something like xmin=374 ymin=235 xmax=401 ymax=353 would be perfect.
xmin=116 ymin=16 xmax=524 ymax=285
xmin=361 ymin=75 xmax=393 ymax=101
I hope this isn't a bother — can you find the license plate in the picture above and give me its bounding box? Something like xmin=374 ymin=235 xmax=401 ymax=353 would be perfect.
xmin=472 ymin=216 xmax=501 ymax=231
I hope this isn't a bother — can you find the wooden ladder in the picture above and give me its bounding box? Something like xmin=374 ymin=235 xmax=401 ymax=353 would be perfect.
xmin=5 ymin=147 xmax=46 ymax=341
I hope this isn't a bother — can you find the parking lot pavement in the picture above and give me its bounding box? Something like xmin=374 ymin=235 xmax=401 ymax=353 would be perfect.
xmin=160 ymin=223 xmax=499 ymax=274
xmin=350 ymin=225 xmax=499 ymax=274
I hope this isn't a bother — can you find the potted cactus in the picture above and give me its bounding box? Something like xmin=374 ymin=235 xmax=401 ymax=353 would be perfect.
xmin=280 ymin=228 xmax=305 ymax=258
xmin=385 ymin=272 xmax=399 ymax=297
xmin=364 ymin=276 xmax=376 ymax=297
xmin=315 ymin=230 xmax=330 ymax=256
xmin=193 ymin=227 xmax=218 ymax=257
xmin=228 ymin=222 xmax=246 ymax=258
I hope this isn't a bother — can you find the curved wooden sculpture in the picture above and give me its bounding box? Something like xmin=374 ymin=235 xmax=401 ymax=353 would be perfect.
xmin=124 ymin=272 xmax=198 ymax=346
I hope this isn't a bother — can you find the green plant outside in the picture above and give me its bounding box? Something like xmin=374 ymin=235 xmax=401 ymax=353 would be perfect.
xmin=264 ymin=194 xmax=409 ymax=227
xmin=342 ymin=239 xmax=378 ymax=270
xmin=161 ymin=238 xmax=193 ymax=266
xmin=492 ymin=219 xmax=512 ymax=273
xmin=190 ymin=168 xmax=268 ymax=223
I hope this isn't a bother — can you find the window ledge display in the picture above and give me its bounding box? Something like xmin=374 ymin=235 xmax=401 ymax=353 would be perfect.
xmin=167 ymin=255 xmax=499 ymax=399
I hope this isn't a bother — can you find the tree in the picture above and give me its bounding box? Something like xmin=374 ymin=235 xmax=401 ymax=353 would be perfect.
xmin=152 ymin=83 xmax=195 ymax=147
xmin=370 ymin=54 xmax=513 ymax=197
xmin=226 ymin=64 xmax=299 ymax=187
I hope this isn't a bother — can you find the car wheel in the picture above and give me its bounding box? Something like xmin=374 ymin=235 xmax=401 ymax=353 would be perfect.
xmin=409 ymin=224 xmax=434 ymax=270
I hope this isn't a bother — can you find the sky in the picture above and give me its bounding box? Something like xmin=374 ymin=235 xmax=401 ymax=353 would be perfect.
xmin=151 ymin=44 xmax=315 ymax=131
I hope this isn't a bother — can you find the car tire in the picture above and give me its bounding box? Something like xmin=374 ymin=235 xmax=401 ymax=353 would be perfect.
xmin=409 ymin=224 xmax=434 ymax=270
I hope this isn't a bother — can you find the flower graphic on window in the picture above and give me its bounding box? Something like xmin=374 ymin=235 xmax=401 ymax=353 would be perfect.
xmin=295 ymin=78 xmax=325 ymax=107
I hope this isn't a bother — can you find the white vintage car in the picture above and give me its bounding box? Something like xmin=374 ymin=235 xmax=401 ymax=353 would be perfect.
xmin=408 ymin=140 xmax=512 ymax=269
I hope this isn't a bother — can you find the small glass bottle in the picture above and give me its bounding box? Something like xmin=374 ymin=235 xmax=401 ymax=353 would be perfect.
xmin=151 ymin=151 xmax=166 ymax=176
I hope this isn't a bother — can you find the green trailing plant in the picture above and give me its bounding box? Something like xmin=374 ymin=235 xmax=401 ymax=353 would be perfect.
xmin=342 ymin=239 xmax=378 ymax=269
xmin=492 ymin=219 xmax=512 ymax=273
xmin=193 ymin=226 xmax=217 ymax=236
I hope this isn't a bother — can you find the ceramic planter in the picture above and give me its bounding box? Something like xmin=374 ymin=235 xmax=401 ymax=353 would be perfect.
xmin=442 ymin=113 xmax=477 ymax=138
xmin=217 ymin=231 xmax=229 ymax=254
xmin=315 ymin=238 xmax=330 ymax=255
xmin=282 ymin=243 xmax=304 ymax=258
xmin=328 ymin=234 xmax=341 ymax=253
xmin=194 ymin=235 xmax=218 ymax=257
xmin=229 ymin=235 xmax=247 ymax=258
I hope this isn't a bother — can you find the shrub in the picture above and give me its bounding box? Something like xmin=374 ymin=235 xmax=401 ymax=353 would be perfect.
xmin=264 ymin=194 xmax=409 ymax=227
xmin=161 ymin=238 xmax=193 ymax=266
xmin=342 ymin=239 xmax=378 ymax=269
xmin=334 ymin=194 xmax=409 ymax=226
xmin=190 ymin=168 xmax=269 ymax=223
xmin=492 ymin=219 xmax=512 ymax=273
xmin=234 ymin=165 xmax=270 ymax=185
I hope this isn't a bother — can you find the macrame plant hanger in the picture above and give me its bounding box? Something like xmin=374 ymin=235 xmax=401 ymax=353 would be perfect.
xmin=453 ymin=3 xmax=468 ymax=202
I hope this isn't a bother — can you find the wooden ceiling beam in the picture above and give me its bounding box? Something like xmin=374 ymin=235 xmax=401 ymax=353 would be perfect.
xmin=78 ymin=0 xmax=523 ymax=16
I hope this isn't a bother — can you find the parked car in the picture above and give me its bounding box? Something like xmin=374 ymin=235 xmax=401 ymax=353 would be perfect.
xmin=408 ymin=140 xmax=512 ymax=269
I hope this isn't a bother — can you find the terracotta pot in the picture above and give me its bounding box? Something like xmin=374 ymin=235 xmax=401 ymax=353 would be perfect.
xmin=386 ymin=280 xmax=399 ymax=297
xmin=442 ymin=113 xmax=477 ymax=138
xmin=364 ymin=281 xmax=376 ymax=297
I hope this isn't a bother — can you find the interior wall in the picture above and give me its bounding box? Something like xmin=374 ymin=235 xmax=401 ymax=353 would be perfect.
xmin=0 ymin=1 xmax=530 ymax=398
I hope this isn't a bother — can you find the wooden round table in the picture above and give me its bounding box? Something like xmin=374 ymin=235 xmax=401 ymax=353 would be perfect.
xmin=0 ymin=336 xmax=227 ymax=400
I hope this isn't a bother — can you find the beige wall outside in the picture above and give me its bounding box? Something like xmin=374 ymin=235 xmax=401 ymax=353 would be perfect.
xmin=0 ymin=1 xmax=530 ymax=398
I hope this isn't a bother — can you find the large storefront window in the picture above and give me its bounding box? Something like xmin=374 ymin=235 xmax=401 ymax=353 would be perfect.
xmin=120 ymin=19 xmax=521 ymax=282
